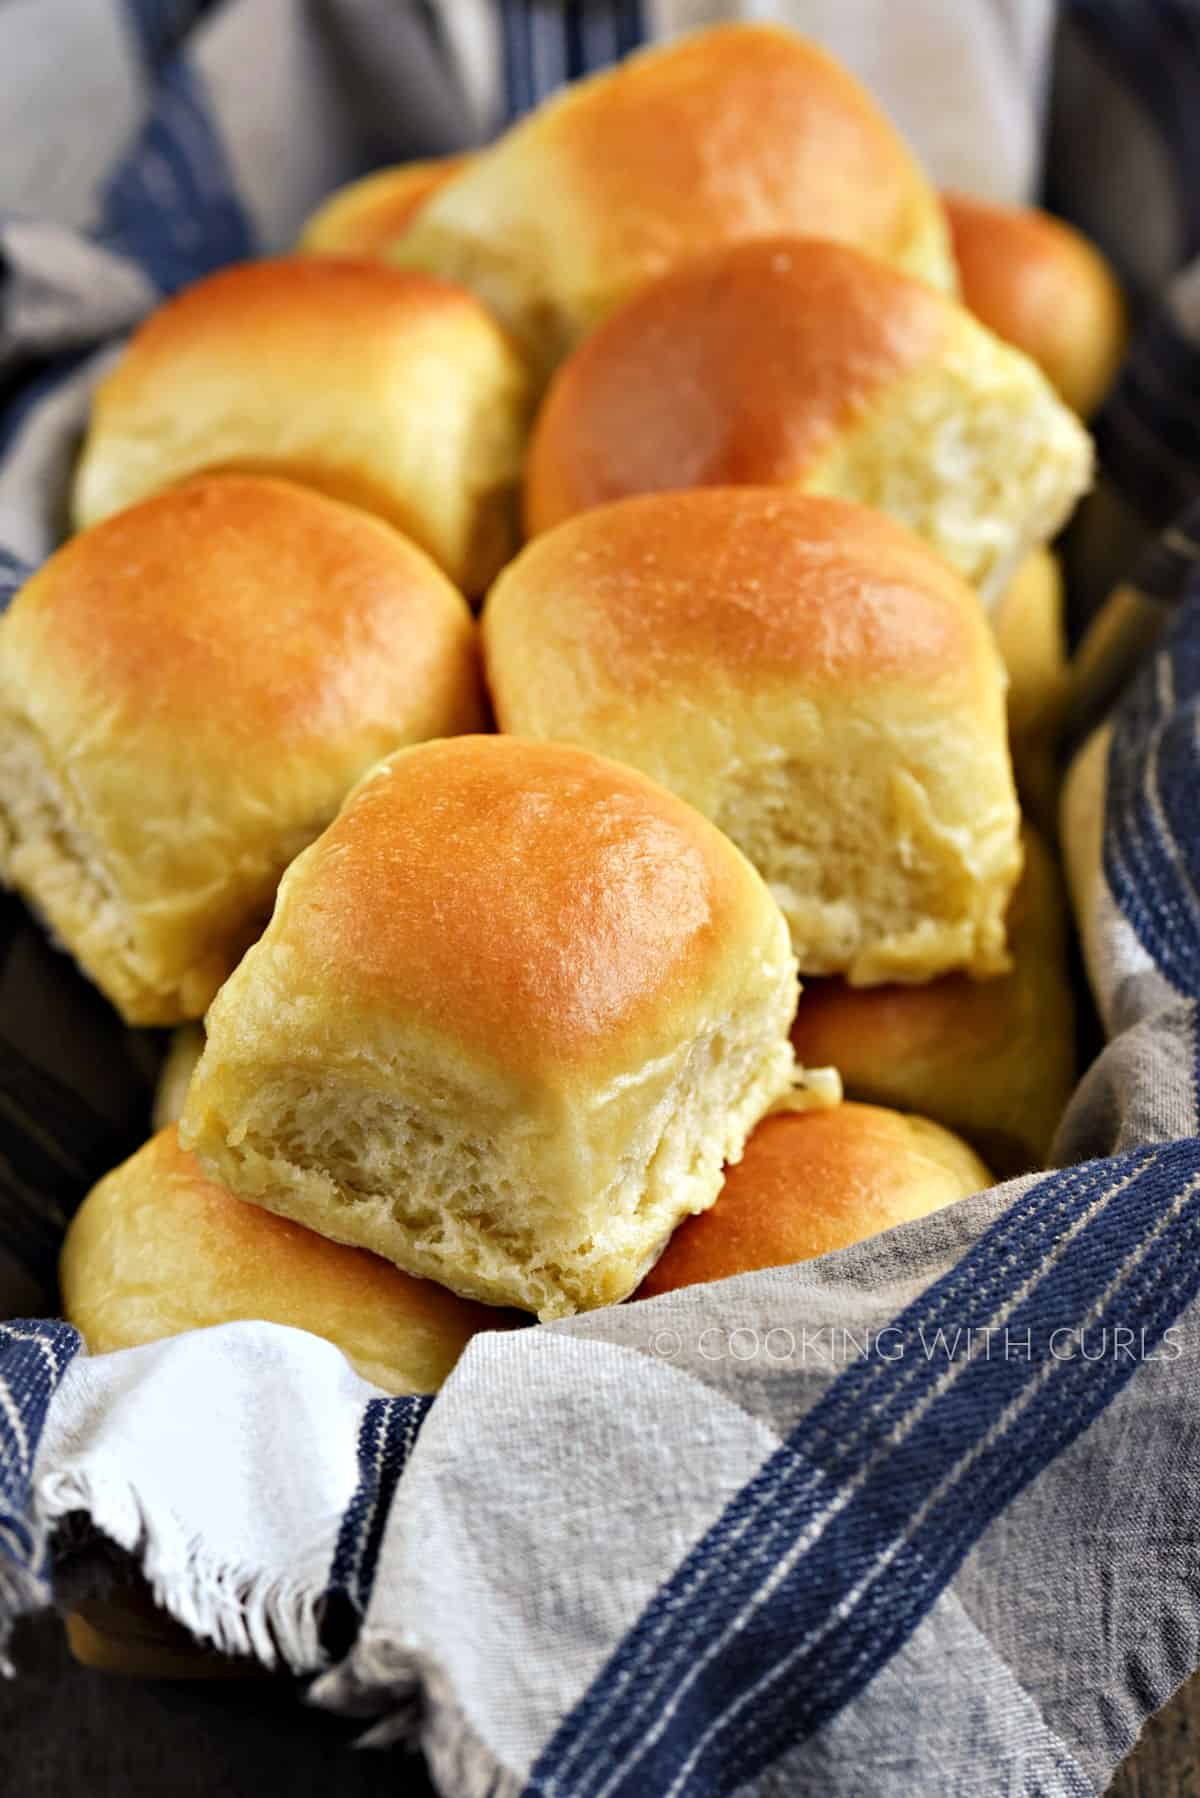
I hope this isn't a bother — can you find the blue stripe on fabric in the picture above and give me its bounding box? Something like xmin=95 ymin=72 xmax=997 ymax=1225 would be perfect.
xmin=326 ymin=1394 xmax=433 ymax=1623
xmin=528 ymin=1142 xmax=1200 ymax=1798
xmin=530 ymin=4 xmax=567 ymax=116
xmin=1104 ymin=589 xmax=1200 ymax=997
xmin=564 ymin=0 xmax=587 ymax=83
xmin=120 ymin=0 xmax=214 ymax=72
xmin=579 ymin=2 xmax=617 ymax=78
xmin=98 ymin=57 xmax=253 ymax=293
xmin=532 ymin=1155 xmax=1107 ymax=1793
xmin=0 ymin=1321 xmax=82 ymax=1584
xmin=499 ymin=0 xmax=537 ymax=123
xmin=501 ymin=1 xmax=643 ymax=119
xmin=659 ymin=1152 xmax=1198 ymax=1798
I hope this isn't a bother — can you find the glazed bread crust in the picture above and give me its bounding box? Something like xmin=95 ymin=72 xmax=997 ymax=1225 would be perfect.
xmin=61 ymin=1128 xmax=500 ymax=1394
xmin=0 ymin=476 xmax=484 ymax=1023
xmin=525 ymin=237 xmax=1093 ymax=603
xmin=181 ymin=736 xmax=799 ymax=1321
xmin=484 ymin=489 xmax=1023 ymax=985
xmin=789 ymin=826 xmax=1075 ymax=1173
xmin=72 ymin=258 xmax=531 ymax=594
xmin=298 ymin=156 xmax=474 ymax=256
xmin=944 ymin=191 xmax=1128 ymax=419
xmin=391 ymin=24 xmax=955 ymax=377
xmin=639 ymin=1101 xmax=990 ymax=1295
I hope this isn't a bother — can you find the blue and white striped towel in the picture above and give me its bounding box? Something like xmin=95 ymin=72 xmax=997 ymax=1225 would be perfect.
xmin=5 ymin=4 xmax=1200 ymax=1794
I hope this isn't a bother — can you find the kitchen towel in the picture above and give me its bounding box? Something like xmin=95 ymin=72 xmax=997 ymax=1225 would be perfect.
xmin=4 ymin=5 xmax=1200 ymax=1794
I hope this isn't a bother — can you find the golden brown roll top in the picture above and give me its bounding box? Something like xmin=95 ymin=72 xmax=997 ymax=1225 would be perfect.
xmin=526 ymin=237 xmax=949 ymax=534
xmin=524 ymin=236 xmax=1092 ymax=603
xmin=944 ymin=191 xmax=1128 ymax=419
xmin=181 ymin=736 xmax=799 ymax=1321
xmin=483 ymin=489 xmax=1022 ymax=985
xmin=789 ymin=826 xmax=1075 ymax=1174
xmin=298 ymin=155 xmax=474 ymax=255
xmin=391 ymin=24 xmax=955 ymax=377
xmin=72 ymin=258 xmax=531 ymax=594
xmin=639 ymin=1102 xmax=990 ymax=1297
xmin=61 ymin=1127 xmax=501 ymax=1394
xmin=0 ymin=476 xmax=484 ymax=1024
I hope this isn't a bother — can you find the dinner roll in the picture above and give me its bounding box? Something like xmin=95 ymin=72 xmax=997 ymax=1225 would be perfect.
xmin=992 ymin=549 xmax=1068 ymax=830
xmin=298 ymin=155 xmax=473 ymax=255
xmin=0 ymin=477 xmax=483 ymax=1025
xmin=72 ymin=258 xmax=530 ymax=594
xmin=62 ymin=1127 xmax=500 ymax=1394
xmin=789 ymin=827 xmax=1075 ymax=1174
xmin=391 ymin=24 xmax=955 ymax=378
xmin=524 ymin=237 xmax=1092 ymax=604
xmin=483 ymin=490 xmax=1022 ymax=985
xmin=639 ymin=1103 xmax=990 ymax=1296
xmin=944 ymin=191 xmax=1128 ymax=419
xmin=180 ymin=737 xmax=799 ymax=1321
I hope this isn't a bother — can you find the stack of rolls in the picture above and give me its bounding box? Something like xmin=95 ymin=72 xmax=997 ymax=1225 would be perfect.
xmin=388 ymin=23 xmax=960 ymax=378
xmin=522 ymin=236 xmax=1091 ymax=604
xmin=0 ymin=20 xmax=1127 ymax=1671
xmin=62 ymin=1126 xmax=507 ymax=1397
xmin=178 ymin=735 xmax=801 ymax=1321
xmin=481 ymin=490 xmax=1078 ymax=1176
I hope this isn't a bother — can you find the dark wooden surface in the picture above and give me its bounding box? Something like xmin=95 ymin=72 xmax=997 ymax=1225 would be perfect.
xmin=1 ymin=1609 xmax=1196 ymax=1796
xmin=0 ymin=1612 xmax=436 ymax=1798
xmin=1108 ymin=1675 xmax=1200 ymax=1798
